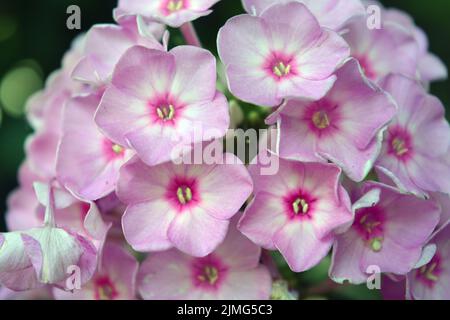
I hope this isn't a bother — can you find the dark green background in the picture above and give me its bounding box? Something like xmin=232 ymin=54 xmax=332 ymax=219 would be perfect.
xmin=0 ymin=0 xmax=449 ymax=279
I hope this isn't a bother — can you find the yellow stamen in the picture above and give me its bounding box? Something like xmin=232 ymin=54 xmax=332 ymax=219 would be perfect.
xmin=167 ymin=0 xmax=183 ymax=12
xmin=111 ymin=144 xmax=124 ymax=155
xmin=312 ymin=111 xmax=330 ymax=129
xmin=292 ymin=198 xmax=309 ymax=215
xmin=392 ymin=138 xmax=408 ymax=156
xmin=273 ymin=62 xmax=291 ymax=77
xmin=157 ymin=105 xmax=175 ymax=121
xmin=198 ymin=266 xmax=219 ymax=285
xmin=177 ymin=187 xmax=192 ymax=204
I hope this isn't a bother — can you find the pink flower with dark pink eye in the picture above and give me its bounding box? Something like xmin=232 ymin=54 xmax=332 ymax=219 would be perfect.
xmin=406 ymin=224 xmax=450 ymax=300
xmin=116 ymin=0 xmax=220 ymax=28
xmin=53 ymin=242 xmax=139 ymax=300
xmin=137 ymin=217 xmax=272 ymax=300
xmin=242 ymin=0 xmax=365 ymax=30
xmin=72 ymin=16 xmax=165 ymax=87
xmin=330 ymin=182 xmax=440 ymax=285
xmin=117 ymin=154 xmax=253 ymax=257
xmin=238 ymin=156 xmax=353 ymax=272
xmin=217 ymin=2 xmax=350 ymax=107
xmin=376 ymin=74 xmax=450 ymax=197
xmin=95 ymin=45 xmax=229 ymax=166
xmin=342 ymin=17 xmax=421 ymax=82
xmin=267 ymin=59 xmax=396 ymax=182
xmin=57 ymin=94 xmax=133 ymax=201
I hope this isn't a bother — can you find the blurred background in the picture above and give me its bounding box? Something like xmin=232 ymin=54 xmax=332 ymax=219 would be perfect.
xmin=0 ymin=0 xmax=449 ymax=299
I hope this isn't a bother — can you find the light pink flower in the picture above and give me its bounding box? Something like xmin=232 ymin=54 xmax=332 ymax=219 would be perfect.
xmin=26 ymin=35 xmax=86 ymax=131
xmin=53 ymin=242 xmax=139 ymax=300
xmin=342 ymin=16 xmax=421 ymax=82
xmin=369 ymin=4 xmax=447 ymax=83
xmin=6 ymin=163 xmax=44 ymax=231
xmin=57 ymin=94 xmax=133 ymax=201
xmin=268 ymin=59 xmax=396 ymax=182
xmin=217 ymin=2 xmax=350 ymax=106
xmin=239 ymin=156 xmax=353 ymax=272
xmin=0 ymin=185 xmax=97 ymax=291
xmin=116 ymin=0 xmax=220 ymax=28
xmin=95 ymin=45 xmax=229 ymax=166
xmin=242 ymin=0 xmax=365 ymax=30
xmin=376 ymin=74 xmax=450 ymax=197
xmin=330 ymin=182 xmax=440 ymax=284
xmin=6 ymin=177 xmax=111 ymax=270
xmin=407 ymin=225 xmax=450 ymax=300
xmin=118 ymin=154 xmax=253 ymax=257
xmin=72 ymin=16 xmax=165 ymax=87
xmin=138 ymin=217 xmax=272 ymax=300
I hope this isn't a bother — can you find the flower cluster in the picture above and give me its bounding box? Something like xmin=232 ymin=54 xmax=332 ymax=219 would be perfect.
xmin=1 ymin=0 xmax=449 ymax=300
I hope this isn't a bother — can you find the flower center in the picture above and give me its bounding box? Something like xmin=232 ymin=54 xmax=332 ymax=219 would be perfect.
xmin=354 ymin=207 xmax=385 ymax=251
xmin=103 ymin=139 xmax=125 ymax=161
xmin=273 ymin=61 xmax=291 ymax=78
xmin=156 ymin=104 xmax=175 ymax=121
xmin=416 ymin=254 xmax=442 ymax=287
xmin=112 ymin=144 xmax=124 ymax=155
xmin=391 ymin=137 xmax=409 ymax=157
xmin=197 ymin=266 xmax=219 ymax=285
xmin=387 ymin=127 xmax=413 ymax=160
xmin=292 ymin=198 xmax=309 ymax=215
xmin=312 ymin=111 xmax=330 ymax=129
xmin=167 ymin=0 xmax=184 ymax=12
xmin=94 ymin=276 xmax=118 ymax=300
xmin=176 ymin=186 xmax=192 ymax=205
xmin=419 ymin=261 xmax=440 ymax=282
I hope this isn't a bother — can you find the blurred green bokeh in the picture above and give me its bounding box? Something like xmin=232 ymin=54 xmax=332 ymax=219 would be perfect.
xmin=0 ymin=0 xmax=449 ymax=299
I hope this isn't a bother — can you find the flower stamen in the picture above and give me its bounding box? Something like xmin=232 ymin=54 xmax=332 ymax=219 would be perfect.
xmin=273 ymin=62 xmax=291 ymax=77
xmin=177 ymin=186 xmax=192 ymax=205
xmin=292 ymin=198 xmax=309 ymax=215
xmin=312 ymin=111 xmax=330 ymax=129
xmin=157 ymin=104 xmax=175 ymax=121
xmin=167 ymin=0 xmax=183 ymax=12
xmin=111 ymin=144 xmax=124 ymax=155
xmin=392 ymin=138 xmax=409 ymax=156
xmin=198 ymin=266 xmax=219 ymax=285
xmin=420 ymin=262 xmax=439 ymax=282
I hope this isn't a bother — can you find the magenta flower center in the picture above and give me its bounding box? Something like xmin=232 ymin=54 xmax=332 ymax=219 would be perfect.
xmin=312 ymin=110 xmax=331 ymax=129
xmin=192 ymin=255 xmax=228 ymax=290
xmin=354 ymin=206 xmax=385 ymax=252
xmin=102 ymin=139 xmax=125 ymax=161
xmin=273 ymin=61 xmax=291 ymax=78
xmin=94 ymin=276 xmax=119 ymax=300
xmin=166 ymin=176 xmax=199 ymax=211
xmin=164 ymin=0 xmax=185 ymax=14
xmin=264 ymin=52 xmax=296 ymax=81
xmin=284 ymin=190 xmax=315 ymax=220
xmin=304 ymin=99 xmax=340 ymax=137
xmin=387 ymin=126 xmax=413 ymax=161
